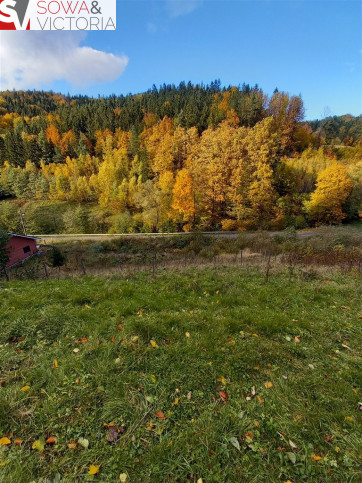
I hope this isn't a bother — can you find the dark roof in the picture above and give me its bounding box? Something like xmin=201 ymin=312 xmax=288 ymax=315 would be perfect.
xmin=8 ymin=233 xmax=40 ymax=241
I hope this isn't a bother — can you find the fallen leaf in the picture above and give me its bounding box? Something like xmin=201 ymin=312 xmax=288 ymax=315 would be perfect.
xmin=172 ymin=398 xmax=179 ymax=406
xmin=156 ymin=411 xmax=165 ymax=420
xmin=294 ymin=336 xmax=301 ymax=343
xmin=311 ymin=454 xmax=323 ymax=461
xmin=68 ymin=441 xmax=77 ymax=449
xmin=46 ymin=436 xmax=56 ymax=444
xmin=81 ymin=338 xmax=88 ymax=344
xmin=88 ymin=465 xmax=100 ymax=475
xmin=117 ymin=325 xmax=123 ymax=331
xmin=251 ymin=386 xmax=256 ymax=397
xmin=21 ymin=385 xmax=30 ymax=392
xmin=185 ymin=332 xmax=191 ymax=338
xmin=217 ymin=376 xmax=227 ymax=386
xmin=107 ymin=426 xmax=119 ymax=443
xmin=197 ymin=479 xmax=203 ymax=483
xmin=150 ymin=340 xmax=158 ymax=348
xmin=78 ymin=437 xmax=89 ymax=449
xmin=131 ymin=336 xmax=139 ymax=343
xmin=325 ymin=435 xmax=332 ymax=442
xmin=264 ymin=382 xmax=273 ymax=389
xmin=32 ymin=440 xmax=45 ymax=452
xmin=289 ymin=440 xmax=298 ymax=451
xmin=287 ymin=452 xmax=296 ymax=464
xmin=229 ymin=436 xmax=240 ymax=451
xmin=119 ymin=474 xmax=128 ymax=482
xmin=0 ymin=437 xmax=11 ymax=446
xmin=219 ymin=391 xmax=228 ymax=403
xmin=243 ymin=432 xmax=254 ymax=442
xmin=73 ymin=348 xmax=80 ymax=353
xmin=52 ymin=360 xmax=58 ymax=369
xmin=187 ymin=391 xmax=192 ymax=400
xmin=110 ymin=336 xmax=115 ymax=343
xmin=257 ymin=396 xmax=263 ymax=404
xmin=14 ymin=438 xmax=22 ymax=446
xmin=342 ymin=344 xmax=352 ymax=351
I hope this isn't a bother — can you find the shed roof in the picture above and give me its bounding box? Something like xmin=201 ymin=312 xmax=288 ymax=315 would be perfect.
xmin=8 ymin=233 xmax=40 ymax=241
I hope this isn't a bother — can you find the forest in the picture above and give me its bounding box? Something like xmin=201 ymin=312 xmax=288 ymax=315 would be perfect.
xmin=0 ymin=82 xmax=361 ymax=234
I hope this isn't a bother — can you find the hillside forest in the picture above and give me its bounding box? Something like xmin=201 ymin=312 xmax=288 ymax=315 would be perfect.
xmin=0 ymin=82 xmax=361 ymax=234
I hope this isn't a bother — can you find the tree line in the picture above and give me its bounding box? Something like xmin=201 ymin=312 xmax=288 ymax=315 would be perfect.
xmin=0 ymin=83 xmax=361 ymax=233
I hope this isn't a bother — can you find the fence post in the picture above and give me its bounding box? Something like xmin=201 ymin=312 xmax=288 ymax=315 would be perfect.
xmin=240 ymin=250 xmax=243 ymax=266
xmin=81 ymin=259 xmax=87 ymax=275
xmin=265 ymin=252 xmax=272 ymax=283
xmin=43 ymin=262 xmax=49 ymax=278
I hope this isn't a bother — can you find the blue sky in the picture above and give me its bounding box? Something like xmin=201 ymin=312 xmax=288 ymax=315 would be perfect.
xmin=1 ymin=0 xmax=361 ymax=119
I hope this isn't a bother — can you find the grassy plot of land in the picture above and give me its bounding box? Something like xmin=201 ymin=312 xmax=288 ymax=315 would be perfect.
xmin=0 ymin=268 xmax=361 ymax=482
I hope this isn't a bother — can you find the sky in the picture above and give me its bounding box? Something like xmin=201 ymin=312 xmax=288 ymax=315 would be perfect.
xmin=0 ymin=0 xmax=361 ymax=120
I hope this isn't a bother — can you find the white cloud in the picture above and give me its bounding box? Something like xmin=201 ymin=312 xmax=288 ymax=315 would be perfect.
xmin=0 ymin=31 xmax=129 ymax=90
xmin=166 ymin=0 xmax=202 ymax=18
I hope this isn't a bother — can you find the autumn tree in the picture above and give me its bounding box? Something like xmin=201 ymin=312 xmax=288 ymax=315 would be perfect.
xmin=172 ymin=168 xmax=196 ymax=228
xmin=305 ymin=163 xmax=353 ymax=225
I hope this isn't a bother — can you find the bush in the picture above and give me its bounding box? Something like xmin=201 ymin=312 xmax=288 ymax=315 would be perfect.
xmin=89 ymin=243 xmax=105 ymax=254
xmin=221 ymin=219 xmax=238 ymax=231
xmin=48 ymin=246 xmax=66 ymax=268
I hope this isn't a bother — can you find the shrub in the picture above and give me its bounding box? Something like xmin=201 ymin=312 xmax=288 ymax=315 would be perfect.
xmin=48 ymin=246 xmax=66 ymax=268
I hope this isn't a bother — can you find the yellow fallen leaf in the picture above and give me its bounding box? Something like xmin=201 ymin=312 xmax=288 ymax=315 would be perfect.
xmin=311 ymin=454 xmax=323 ymax=461
xmin=119 ymin=474 xmax=128 ymax=482
xmin=0 ymin=461 xmax=7 ymax=467
xmin=217 ymin=376 xmax=227 ymax=385
xmin=0 ymin=437 xmax=11 ymax=446
xmin=264 ymin=382 xmax=273 ymax=389
xmin=197 ymin=479 xmax=203 ymax=483
xmin=32 ymin=440 xmax=45 ymax=452
xmin=53 ymin=360 xmax=58 ymax=368
xmin=150 ymin=340 xmax=157 ymax=348
xmin=88 ymin=465 xmax=100 ymax=475
xmin=131 ymin=336 xmax=139 ymax=343
xmin=21 ymin=385 xmax=30 ymax=392
xmin=345 ymin=416 xmax=354 ymax=422
xmin=68 ymin=441 xmax=77 ymax=449
xmin=185 ymin=332 xmax=190 ymax=338
xmin=172 ymin=398 xmax=179 ymax=406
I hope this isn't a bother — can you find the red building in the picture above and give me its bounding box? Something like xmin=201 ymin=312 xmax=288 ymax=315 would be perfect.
xmin=5 ymin=234 xmax=40 ymax=269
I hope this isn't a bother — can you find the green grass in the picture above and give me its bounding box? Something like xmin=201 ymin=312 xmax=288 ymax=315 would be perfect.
xmin=0 ymin=267 xmax=361 ymax=482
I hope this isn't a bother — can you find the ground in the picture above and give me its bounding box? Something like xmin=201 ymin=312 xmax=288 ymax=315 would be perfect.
xmin=0 ymin=267 xmax=361 ymax=482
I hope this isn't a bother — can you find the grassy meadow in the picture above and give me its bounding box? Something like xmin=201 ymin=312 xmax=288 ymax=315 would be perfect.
xmin=0 ymin=266 xmax=361 ymax=482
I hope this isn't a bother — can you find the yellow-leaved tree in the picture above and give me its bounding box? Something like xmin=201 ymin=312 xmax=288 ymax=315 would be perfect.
xmin=305 ymin=163 xmax=353 ymax=225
